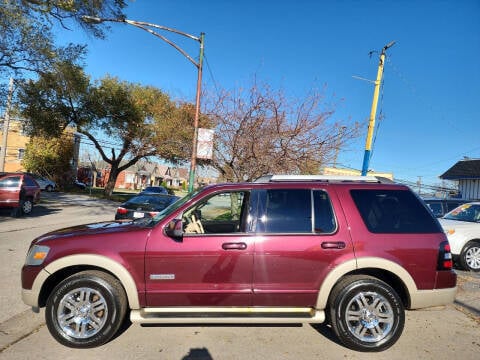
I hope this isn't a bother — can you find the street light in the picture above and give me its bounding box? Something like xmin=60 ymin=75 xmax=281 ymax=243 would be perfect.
xmin=82 ymin=16 xmax=204 ymax=193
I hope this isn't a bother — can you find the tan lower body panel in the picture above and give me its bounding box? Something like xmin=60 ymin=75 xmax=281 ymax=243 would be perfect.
xmin=130 ymin=307 xmax=325 ymax=324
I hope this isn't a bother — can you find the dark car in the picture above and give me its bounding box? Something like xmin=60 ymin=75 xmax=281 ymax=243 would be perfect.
xmin=115 ymin=193 xmax=179 ymax=220
xmin=0 ymin=172 xmax=41 ymax=216
xmin=423 ymin=198 xmax=470 ymax=217
xmin=22 ymin=175 xmax=456 ymax=351
xmin=73 ymin=179 xmax=87 ymax=190
xmin=139 ymin=186 xmax=168 ymax=195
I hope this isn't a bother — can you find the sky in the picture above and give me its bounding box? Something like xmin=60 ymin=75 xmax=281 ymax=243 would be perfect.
xmin=56 ymin=0 xmax=480 ymax=188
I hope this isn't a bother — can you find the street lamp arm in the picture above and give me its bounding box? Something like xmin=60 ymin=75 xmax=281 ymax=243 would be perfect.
xmin=82 ymin=15 xmax=201 ymax=67
xmin=124 ymin=20 xmax=200 ymax=68
xmin=124 ymin=19 xmax=200 ymax=42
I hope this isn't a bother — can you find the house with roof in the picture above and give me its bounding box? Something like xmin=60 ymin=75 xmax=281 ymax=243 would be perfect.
xmin=440 ymin=158 xmax=480 ymax=200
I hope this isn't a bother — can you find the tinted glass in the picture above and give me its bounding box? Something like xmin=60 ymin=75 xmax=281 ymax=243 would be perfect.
xmin=0 ymin=176 xmax=20 ymax=188
xmin=351 ymin=189 xmax=441 ymax=233
xmin=125 ymin=195 xmax=178 ymax=211
xmin=426 ymin=202 xmax=443 ymax=217
xmin=313 ymin=190 xmax=336 ymax=233
xmin=24 ymin=177 xmax=37 ymax=186
xmin=264 ymin=189 xmax=312 ymax=233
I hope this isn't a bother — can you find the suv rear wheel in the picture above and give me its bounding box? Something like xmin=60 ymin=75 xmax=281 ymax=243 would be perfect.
xmin=46 ymin=271 xmax=127 ymax=348
xmin=329 ymin=275 xmax=404 ymax=352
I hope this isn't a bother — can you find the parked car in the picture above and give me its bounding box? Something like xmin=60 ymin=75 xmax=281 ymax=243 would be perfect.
xmin=115 ymin=193 xmax=180 ymax=220
xmin=73 ymin=179 xmax=87 ymax=190
xmin=21 ymin=175 xmax=456 ymax=351
xmin=422 ymin=197 xmax=469 ymax=217
xmin=139 ymin=186 xmax=168 ymax=195
xmin=29 ymin=174 xmax=56 ymax=192
xmin=438 ymin=202 xmax=480 ymax=271
xmin=0 ymin=172 xmax=41 ymax=216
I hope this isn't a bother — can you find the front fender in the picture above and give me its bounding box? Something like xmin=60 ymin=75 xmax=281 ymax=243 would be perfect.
xmin=25 ymin=254 xmax=140 ymax=309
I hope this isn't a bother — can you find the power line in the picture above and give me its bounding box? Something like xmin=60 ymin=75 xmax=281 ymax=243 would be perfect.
xmin=204 ymin=53 xmax=220 ymax=95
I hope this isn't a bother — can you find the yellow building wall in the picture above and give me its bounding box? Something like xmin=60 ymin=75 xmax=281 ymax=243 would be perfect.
xmin=0 ymin=119 xmax=28 ymax=172
xmin=322 ymin=167 xmax=394 ymax=180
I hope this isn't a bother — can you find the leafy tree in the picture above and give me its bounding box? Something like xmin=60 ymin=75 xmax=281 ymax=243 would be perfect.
xmin=22 ymin=133 xmax=74 ymax=186
xmin=17 ymin=62 xmax=196 ymax=197
xmin=0 ymin=0 xmax=126 ymax=85
xmin=204 ymin=80 xmax=360 ymax=182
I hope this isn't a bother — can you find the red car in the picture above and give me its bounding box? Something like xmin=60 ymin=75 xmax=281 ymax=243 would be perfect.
xmin=21 ymin=175 xmax=456 ymax=351
xmin=0 ymin=172 xmax=41 ymax=216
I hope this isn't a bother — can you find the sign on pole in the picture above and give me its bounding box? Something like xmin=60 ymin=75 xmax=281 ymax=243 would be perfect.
xmin=196 ymin=128 xmax=214 ymax=160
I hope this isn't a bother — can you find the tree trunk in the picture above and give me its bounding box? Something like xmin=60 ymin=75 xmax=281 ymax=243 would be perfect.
xmin=104 ymin=167 xmax=120 ymax=198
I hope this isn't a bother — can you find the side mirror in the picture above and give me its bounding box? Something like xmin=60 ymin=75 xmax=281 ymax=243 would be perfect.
xmin=165 ymin=219 xmax=184 ymax=240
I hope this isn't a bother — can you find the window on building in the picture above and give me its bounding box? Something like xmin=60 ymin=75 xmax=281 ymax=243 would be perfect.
xmin=18 ymin=148 xmax=25 ymax=160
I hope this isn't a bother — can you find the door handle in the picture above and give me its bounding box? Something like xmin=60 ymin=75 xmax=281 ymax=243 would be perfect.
xmin=321 ymin=241 xmax=346 ymax=249
xmin=222 ymin=242 xmax=247 ymax=250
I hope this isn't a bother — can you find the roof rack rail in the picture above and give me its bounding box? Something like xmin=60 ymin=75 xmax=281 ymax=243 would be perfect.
xmin=254 ymin=174 xmax=394 ymax=184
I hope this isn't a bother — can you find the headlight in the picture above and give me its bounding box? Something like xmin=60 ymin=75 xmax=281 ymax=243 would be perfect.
xmin=25 ymin=245 xmax=50 ymax=266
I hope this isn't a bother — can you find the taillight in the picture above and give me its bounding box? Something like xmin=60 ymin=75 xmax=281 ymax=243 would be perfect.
xmin=437 ymin=241 xmax=453 ymax=270
xmin=117 ymin=207 xmax=128 ymax=215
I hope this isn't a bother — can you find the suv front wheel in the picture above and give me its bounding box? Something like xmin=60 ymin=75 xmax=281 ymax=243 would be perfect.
xmin=329 ymin=275 xmax=405 ymax=352
xmin=46 ymin=271 xmax=127 ymax=348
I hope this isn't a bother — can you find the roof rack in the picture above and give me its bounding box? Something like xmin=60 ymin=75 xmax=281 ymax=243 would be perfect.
xmin=254 ymin=174 xmax=394 ymax=184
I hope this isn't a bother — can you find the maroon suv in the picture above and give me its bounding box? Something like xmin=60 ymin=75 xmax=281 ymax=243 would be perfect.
xmin=0 ymin=172 xmax=40 ymax=216
xmin=21 ymin=175 xmax=456 ymax=351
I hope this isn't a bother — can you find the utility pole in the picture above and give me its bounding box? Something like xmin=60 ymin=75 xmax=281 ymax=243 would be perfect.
xmin=417 ymin=176 xmax=422 ymax=196
xmin=361 ymin=41 xmax=395 ymax=176
xmin=0 ymin=77 xmax=14 ymax=172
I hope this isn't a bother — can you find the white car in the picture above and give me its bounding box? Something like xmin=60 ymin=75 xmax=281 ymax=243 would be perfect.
xmin=31 ymin=175 xmax=56 ymax=192
xmin=438 ymin=202 xmax=480 ymax=272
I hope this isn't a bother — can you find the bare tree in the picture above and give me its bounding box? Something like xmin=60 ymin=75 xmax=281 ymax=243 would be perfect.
xmin=205 ymin=80 xmax=360 ymax=182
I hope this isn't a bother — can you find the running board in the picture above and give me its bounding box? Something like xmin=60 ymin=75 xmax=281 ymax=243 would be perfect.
xmin=130 ymin=307 xmax=325 ymax=324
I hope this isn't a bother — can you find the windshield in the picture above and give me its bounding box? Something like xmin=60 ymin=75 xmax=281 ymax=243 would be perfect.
xmin=444 ymin=203 xmax=480 ymax=223
xmin=149 ymin=190 xmax=201 ymax=225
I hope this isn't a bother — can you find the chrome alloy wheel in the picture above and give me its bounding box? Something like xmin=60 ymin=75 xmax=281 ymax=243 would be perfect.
xmin=57 ymin=287 xmax=108 ymax=339
xmin=465 ymin=245 xmax=480 ymax=270
xmin=344 ymin=291 xmax=394 ymax=343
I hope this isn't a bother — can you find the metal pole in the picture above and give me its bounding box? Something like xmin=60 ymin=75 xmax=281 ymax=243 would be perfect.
xmin=188 ymin=33 xmax=205 ymax=193
xmin=0 ymin=78 xmax=14 ymax=172
xmin=361 ymin=41 xmax=395 ymax=176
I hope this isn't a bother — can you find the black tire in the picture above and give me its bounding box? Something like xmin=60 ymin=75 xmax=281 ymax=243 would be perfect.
xmin=21 ymin=198 xmax=33 ymax=215
xmin=46 ymin=185 xmax=53 ymax=192
xmin=460 ymin=242 xmax=480 ymax=272
xmin=46 ymin=270 xmax=127 ymax=348
xmin=329 ymin=275 xmax=405 ymax=352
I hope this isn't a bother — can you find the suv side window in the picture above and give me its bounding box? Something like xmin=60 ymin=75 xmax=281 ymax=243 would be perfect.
xmin=313 ymin=190 xmax=336 ymax=233
xmin=258 ymin=189 xmax=336 ymax=234
xmin=351 ymin=189 xmax=441 ymax=233
xmin=183 ymin=191 xmax=250 ymax=234
xmin=263 ymin=189 xmax=311 ymax=233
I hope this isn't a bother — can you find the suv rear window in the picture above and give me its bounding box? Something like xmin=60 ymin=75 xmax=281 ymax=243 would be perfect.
xmin=351 ymin=189 xmax=441 ymax=233
xmin=0 ymin=176 xmax=20 ymax=188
